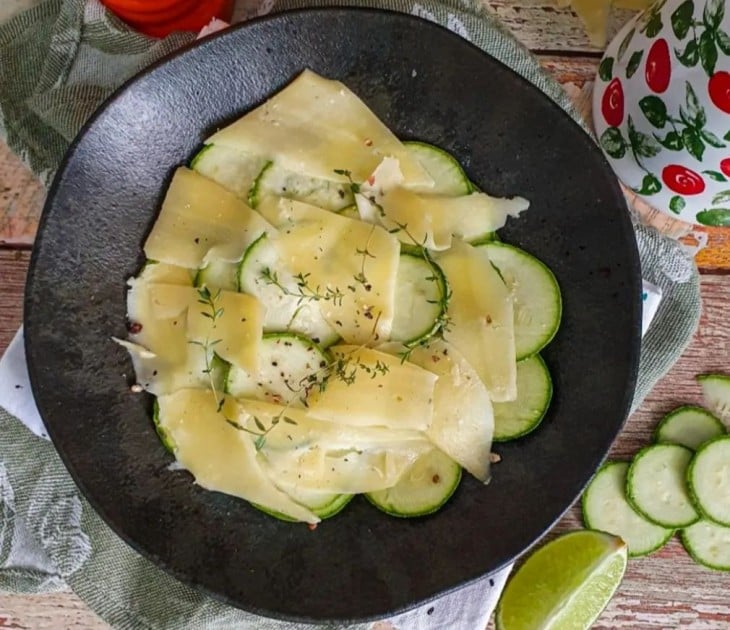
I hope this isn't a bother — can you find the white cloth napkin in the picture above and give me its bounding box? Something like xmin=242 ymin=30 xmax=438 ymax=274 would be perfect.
xmin=0 ymin=325 xmax=513 ymax=629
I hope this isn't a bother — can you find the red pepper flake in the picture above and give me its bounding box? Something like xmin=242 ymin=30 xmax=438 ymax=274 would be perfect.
xmin=364 ymin=138 xmax=373 ymax=146
xmin=366 ymin=175 xmax=375 ymax=186
xmin=308 ymin=523 xmax=318 ymax=531
xmin=127 ymin=321 xmax=143 ymax=334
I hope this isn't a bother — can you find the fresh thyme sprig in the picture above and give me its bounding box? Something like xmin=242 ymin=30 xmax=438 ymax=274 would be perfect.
xmin=353 ymin=224 xmax=377 ymax=291
xmin=333 ymin=168 xmax=361 ymax=194
xmin=226 ymin=412 xmax=298 ymax=451
xmin=261 ymin=267 xmax=344 ymax=307
xmin=188 ymin=286 xmax=225 ymax=410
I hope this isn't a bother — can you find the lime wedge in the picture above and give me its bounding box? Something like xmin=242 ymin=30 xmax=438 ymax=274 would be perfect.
xmin=495 ymin=530 xmax=627 ymax=630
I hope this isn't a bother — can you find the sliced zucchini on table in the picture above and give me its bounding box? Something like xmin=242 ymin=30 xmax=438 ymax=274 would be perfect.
xmin=225 ymin=332 xmax=330 ymax=405
xmin=390 ymin=250 xmax=448 ymax=345
xmin=366 ymin=448 xmax=461 ymax=517
xmin=687 ymin=436 xmax=730 ymax=526
xmin=582 ymin=461 xmax=673 ymax=557
xmin=697 ymin=374 xmax=730 ymax=428
xmin=681 ymin=520 xmax=730 ymax=571
xmin=248 ymin=160 xmax=353 ymax=211
xmin=403 ymin=141 xmax=471 ymax=196
xmin=654 ymin=405 xmax=725 ymax=450
xmin=626 ymin=444 xmax=699 ymax=529
xmin=492 ymin=354 xmax=552 ymax=442
xmin=479 ymin=242 xmax=561 ymax=360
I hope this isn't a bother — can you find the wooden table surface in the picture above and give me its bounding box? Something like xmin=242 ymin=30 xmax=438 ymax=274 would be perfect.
xmin=2 ymin=2 xmax=730 ymax=628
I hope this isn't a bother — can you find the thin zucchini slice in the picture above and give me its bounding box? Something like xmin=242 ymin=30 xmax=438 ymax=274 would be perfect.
xmin=626 ymin=444 xmax=699 ymax=528
xmin=237 ymin=233 xmax=339 ymax=346
xmin=248 ymin=161 xmax=353 ymax=211
xmin=152 ymin=398 xmax=175 ymax=454
xmin=365 ymin=448 xmax=461 ymax=517
xmin=654 ymin=405 xmax=725 ymax=450
xmin=681 ymin=520 xmax=730 ymax=571
xmin=687 ymin=436 xmax=730 ymax=526
xmin=492 ymin=355 xmax=552 ymax=442
xmin=403 ymin=141 xmax=471 ymax=196
xmin=479 ymin=242 xmax=561 ymax=360
xmin=225 ymin=332 xmax=330 ymax=406
xmin=697 ymin=374 xmax=730 ymax=428
xmin=194 ymin=258 xmax=238 ymax=291
xmin=390 ymin=251 xmax=448 ymax=345
xmin=253 ymin=491 xmax=353 ymax=522
xmin=190 ymin=143 xmax=268 ymax=201
xmin=582 ymin=461 xmax=673 ymax=557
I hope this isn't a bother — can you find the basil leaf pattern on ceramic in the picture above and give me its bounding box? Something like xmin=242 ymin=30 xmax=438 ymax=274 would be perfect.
xmin=599 ymin=57 xmax=614 ymax=82
xmin=656 ymin=130 xmax=684 ymax=150
xmin=600 ymin=127 xmax=627 ymax=159
xmin=717 ymin=30 xmax=730 ymax=54
xmin=640 ymin=95 xmax=668 ymax=127
xmin=618 ymin=28 xmax=635 ymax=61
xmin=711 ymin=189 xmax=730 ymax=204
xmin=699 ymin=30 xmax=719 ymax=75
xmin=703 ymin=0 xmax=725 ymax=30
xmin=628 ymin=116 xmax=662 ymax=158
xmin=682 ymin=127 xmax=706 ymax=160
xmin=701 ymin=129 xmax=726 ymax=147
xmin=696 ymin=208 xmax=730 ymax=225
xmin=672 ymin=0 xmax=695 ymax=39
xmin=636 ymin=173 xmax=662 ymax=194
xmin=676 ymin=39 xmax=700 ymax=66
xmin=626 ymin=50 xmax=644 ymax=78
xmin=704 ymin=170 xmax=728 ymax=181
xmin=669 ymin=195 xmax=687 ymax=213
xmin=685 ymin=82 xmax=706 ymax=127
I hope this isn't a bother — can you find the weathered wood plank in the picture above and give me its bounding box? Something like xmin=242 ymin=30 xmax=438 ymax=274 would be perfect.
xmin=484 ymin=1 xmax=636 ymax=53
xmin=0 ymin=141 xmax=44 ymax=246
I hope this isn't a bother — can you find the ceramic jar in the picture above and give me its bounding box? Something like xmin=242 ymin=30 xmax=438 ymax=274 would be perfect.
xmin=593 ymin=0 xmax=730 ymax=226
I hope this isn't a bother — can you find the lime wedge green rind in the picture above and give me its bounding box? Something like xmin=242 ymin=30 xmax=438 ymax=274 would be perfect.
xmin=495 ymin=529 xmax=627 ymax=630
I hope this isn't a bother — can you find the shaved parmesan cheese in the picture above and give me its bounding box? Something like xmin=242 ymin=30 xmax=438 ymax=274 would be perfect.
xmin=438 ymin=240 xmax=517 ymax=402
xmin=144 ymin=167 xmax=275 ymax=268
xmin=306 ymin=345 xmax=437 ymax=430
xmin=156 ymin=389 xmax=319 ymax=523
xmin=261 ymin=198 xmax=400 ymax=344
xmin=135 ymin=261 xmax=194 ymax=285
xmin=380 ymin=339 xmax=494 ymax=482
xmin=224 ymin=398 xmax=432 ymax=494
xmin=134 ymin=283 xmax=265 ymax=374
xmin=206 ymin=70 xmax=433 ymax=188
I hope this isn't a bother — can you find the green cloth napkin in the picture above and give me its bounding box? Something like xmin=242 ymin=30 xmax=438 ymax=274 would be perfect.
xmin=0 ymin=0 xmax=701 ymax=628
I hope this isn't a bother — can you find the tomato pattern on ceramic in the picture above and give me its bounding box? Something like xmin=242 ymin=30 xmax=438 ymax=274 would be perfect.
xmin=596 ymin=0 xmax=730 ymax=226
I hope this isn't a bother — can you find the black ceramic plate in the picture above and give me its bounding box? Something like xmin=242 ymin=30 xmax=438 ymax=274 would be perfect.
xmin=25 ymin=8 xmax=641 ymax=623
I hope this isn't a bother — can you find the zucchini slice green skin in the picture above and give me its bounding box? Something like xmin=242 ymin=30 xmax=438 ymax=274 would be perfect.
xmin=225 ymin=332 xmax=330 ymax=404
xmin=687 ymin=436 xmax=730 ymax=527
xmin=390 ymin=250 xmax=449 ymax=347
xmin=479 ymin=242 xmax=562 ymax=361
xmin=582 ymin=461 xmax=674 ymax=557
xmin=681 ymin=520 xmax=730 ymax=571
xmin=653 ymin=405 xmax=725 ymax=451
xmin=403 ymin=140 xmax=471 ymax=196
xmin=194 ymin=259 xmax=238 ymax=292
xmin=493 ymin=354 xmax=553 ymax=442
xmin=626 ymin=444 xmax=699 ymax=529
xmin=152 ymin=398 xmax=176 ymax=454
xmin=697 ymin=374 xmax=730 ymax=429
xmin=253 ymin=493 xmax=354 ymax=522
xmin=365 ymin=449 xmax=461 ymax=518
